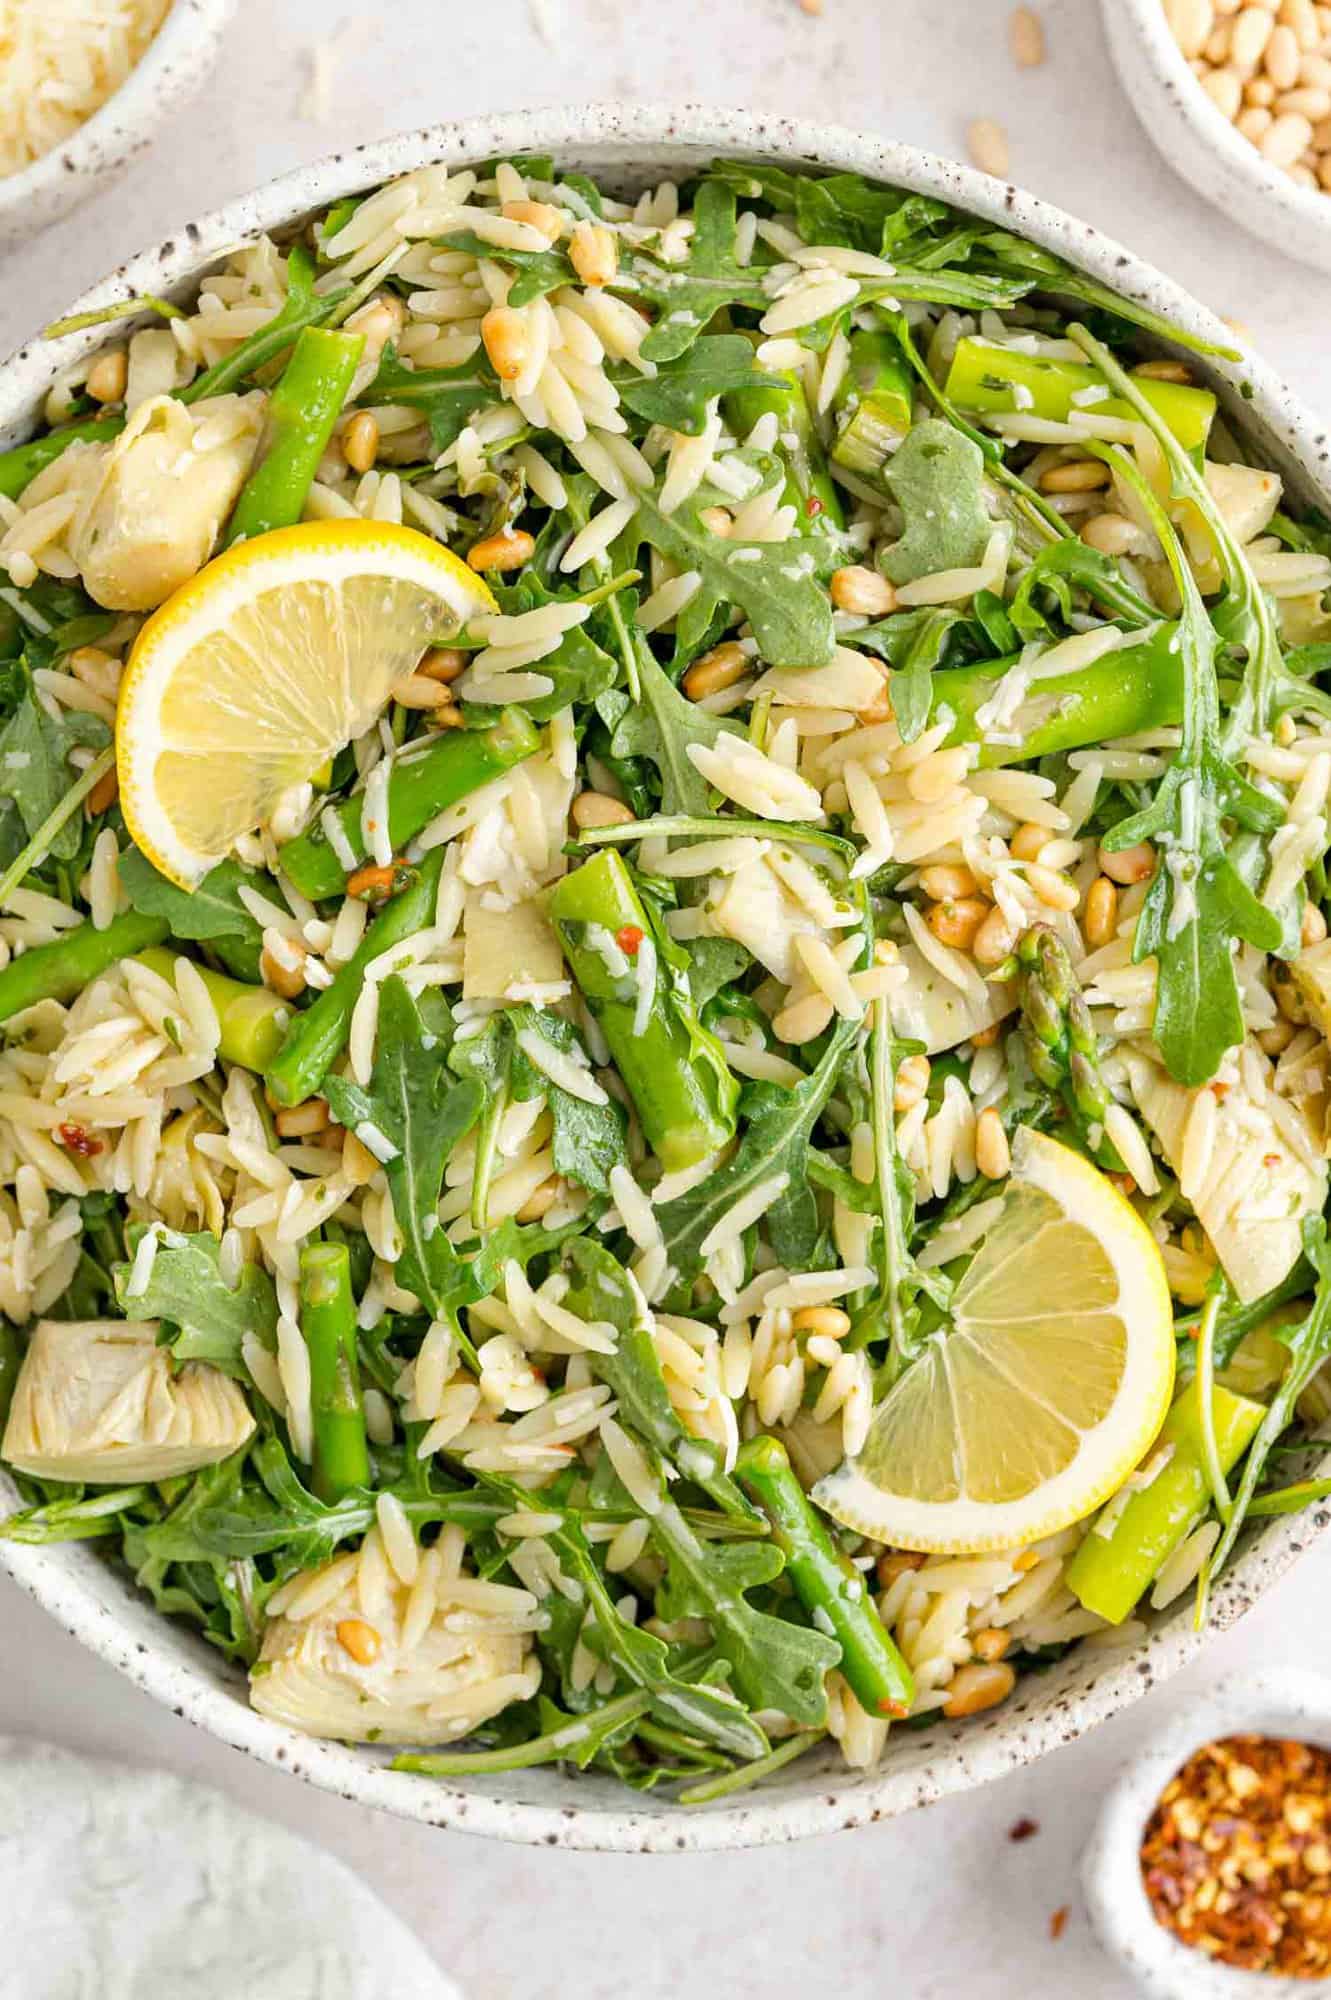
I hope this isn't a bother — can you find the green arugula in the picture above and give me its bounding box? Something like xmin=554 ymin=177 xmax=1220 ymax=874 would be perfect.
xmin=609 ymin=336 xmax=777 ymax=436
xmin=0 ymin=683 xmax=108 ymax=864
xmin=355 ymin=342 xmax=498 ymax=453
xmin=118 ymin=848 xmax=264 ymax=949
xmin=845 ymin=605 xmax=965 ymax=742
xmin=879 ymin=419 xmax=991 ymax=587
xmin=451 ymin=1006 xmax=627 ymax=1197
xmin=112 ymin=1227 xmax=278 ymax=1378
xmin=1007 ymin=535 xmax=1160 ymax=640
xmin=618 ymin=181 xmax=773 ymax=363
xmin=441 ymin=231 xmax=575 ymax=305
xmin=474 ymin=574 xmax=618 ymax=722
xmin=181 ymin=244 xmax=352 ymax=404
xmin=609 ymin=620 xmax=739 ymax=815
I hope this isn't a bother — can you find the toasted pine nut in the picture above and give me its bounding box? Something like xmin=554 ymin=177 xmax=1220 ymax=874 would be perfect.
xmin=571 ymin=790 xmax=635 ymax=830
xmin=568 ymin=220 xmax=618 ymax=287
xmin=894 ymin=1052 xmax=931 ymax=1112
xmin=1008 ymin=5 xmax=1046 ymax=66
xmin=926 ymin=896 xmax=989 ymax=951
xmin=335 ymin=1617 xmax=382 ymax=1665
xmin=973 ymin=905 xmax=1019 ymax=967
xmin=1302 ymin=900 xmax=1328 ymax=947
xmin=1084 ymin=875 xmax=1120 ymax=950
xmin=876 ymin=1549 xmax=926 ymax=1587
xmin=346 ymin=296 xmax=404 ymax=351
xmin=501 ymin=198 xmax=564 ymax=242
xmin=830 ymin=564 xmax=898 ymax=616
xmin=966 ymin=117 xmax=1011 ymax=178
xmin=682 ymin=641 xmax=748 ymax=700
xmin=975 ymin=1107 xmax=1011 ymax=1180
xmin=1236 ymin=102 xmax=1275 ymax=139
xmin=346 ymin=861 xmax=405 ymax=903
xmin=468 ymin=529 xmax=536 ymax=572
xmin=1097 ymin=839 xmax=1155 ymax=885
xmin=86 ymin=348 xmax=128 ymax=404
xmin=792 ymin=1305 xmax=852 ymax=1338
xmin=943 ymin=1660 xmax=1016 ymax=1718
xmin=1166 ymin=0 xmax=1215 ymax=58
xmin=418 ymin=647 xmax=467 ymax=683
xmin=1204 ymin=17 xmax=1233 ymax=58
xmin=274 ymin=1098 xmax=332 ymax=1139
xmin=392 ymin=672 xmax=458 ymax=710
xmin=1246 ymin=75 xmax=1277 ymax=107
xmin=1038 ymin=459 xmax=1109 ymax=494
xmin=341 ymin=1130 xmax=380 ymax=1184
xmin=1266 ymin=21 xmax=1302 ymax=85
xmin=481 ymin=305 xmax=530 ymax=382
xmin=1025 ymin=861 xmax=1081 ymax=912
xmin=1081 ymin=512 xmax=1142 ymax=556
xmin=698 ymin=506 xmax=733 ymax=537
xmin=857 ymin=674 xmax=893 ymax=725
xmin=1010 ymin=821 xmax=1051 ymax=863
xmin=1260 ymin=108 xmax=1314 ymax=161
xmin=1133 ymin=358 xmax=1193 ymax=384
xmin=342 ymin=410 xmax=380 ymax=474
xmin=1202 ymin=64 xmax=1243 ymax=116
xmin=260 ymin=943 xmax=307 ymax=1000
xmin=517 ymin=1174 xmax=564 ymax=1222
xmin=86 ymin=765 xmax=119 ymax=817
xmin=67 ymin=644 xmax=120 ymax=694
xmin=972 ymin=1628 xmax=1011 ymax=1663
xmin=919 ymin=862 xmax=980 ymax=902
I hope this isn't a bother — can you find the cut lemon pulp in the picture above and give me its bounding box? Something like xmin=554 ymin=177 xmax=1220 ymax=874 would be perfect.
xmin=813 ymin=1128 xmax=1174 ymax=1553
xmin=115 ymin=521 xmax=496 ymax=888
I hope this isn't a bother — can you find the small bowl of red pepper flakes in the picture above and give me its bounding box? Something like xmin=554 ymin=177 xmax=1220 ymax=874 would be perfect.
xmin=1083 ymin=1671 xmax=1331 ymax=1998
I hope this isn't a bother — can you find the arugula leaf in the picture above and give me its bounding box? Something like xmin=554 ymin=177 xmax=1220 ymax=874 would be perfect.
xmin=507 ymin=1006 xmax=627 ymax=1195
xmin=475 ymin=574 xmax=619 ymax=721
xmin=879 ymin=419 xmax=991 ymax=587
xmin=619 ymin=182 xmax=772 ymax=363
xmin=118 ymin=847 xmax=265 ymax=947
xmin=686 ymin=936 xmax=752 ymax=1010
xmin=845 ymin=605 xmax=965 ymax=743
xmin=181 ymin=244 xmax=352 ymax=404
xmin=610 ymin=337 xmax=777 ymax=436
xmin=609 ymin=618 xmax=739 ymax=815
xmin=113 ymin=1228 xmax=278 ymax=1379
xmin=1008 ymin=536 xmax=1160 ymax=640
xmin=657 ymin=1017 xmax=859 ymax=1279
xmin=442 ymin=231 xmax=575 ymax=305
xmin=323 ymin=977 xmax=484 ymax=1322
xmin=0 ymin=685 xmax=108 ymax=863
xmin=356 ymin=342 xmax=498 ymax=454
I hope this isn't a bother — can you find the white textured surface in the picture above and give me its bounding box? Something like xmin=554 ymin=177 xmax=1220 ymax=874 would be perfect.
xmin=2 ymin=0 xmax=1331 ymax=1990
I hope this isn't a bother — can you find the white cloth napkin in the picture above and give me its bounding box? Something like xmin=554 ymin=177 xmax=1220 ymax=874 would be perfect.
xmin=0 ymin=1738 xmax=458 ymax=2000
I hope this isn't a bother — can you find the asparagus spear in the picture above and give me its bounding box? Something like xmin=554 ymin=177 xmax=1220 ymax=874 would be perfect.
xmin=829 ymin=329 xmax=915 ymax=483
xmin=279 ymin=709 xmax=540 ymax=900
xmin=1007 ymin=923 xmax=1121 ymax=1167
xmin=943 ymin=336 xmax=1216 ymax=452
xmin=0 ymin=419 xmax=123 ymax=503
xmin=298 ymin=1241 xmax=370 ymax=1502
xmin=547 ymin=850 xmax=739 ymax=1173
xmin=725 ymin=362 xmax=846 ymax=534
xmin=735 ymin=1435 xmax=915 ymax=1720
xmin=1066 ymin=1375 xmax=1266 ymax=1623
xmin=265 ymin=846 xmax=444 ymax=1106
xmin=224 ymin=326 xmax=364 ymax=545
xmin=134 ymin=948 xmax=293 ymax=1071
xmin=0 ymin=911 xmax=169 ymax=1025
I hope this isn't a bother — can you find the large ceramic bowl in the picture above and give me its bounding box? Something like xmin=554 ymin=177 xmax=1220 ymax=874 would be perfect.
xmin=3 ymin=103 xmax=1330 ymax=1854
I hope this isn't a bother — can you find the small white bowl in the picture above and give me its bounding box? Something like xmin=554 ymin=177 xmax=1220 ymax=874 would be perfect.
xmin=0 ymin=0 xmax=236 ymax=253
xmin=1101 ymin=0 xmax=1331 ymax=275
xmin=1083 ymin=1668 xmax=1331 ymax=1997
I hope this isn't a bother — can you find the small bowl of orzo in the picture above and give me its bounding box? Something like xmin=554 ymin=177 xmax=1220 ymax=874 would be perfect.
xmin=1102 ymin=0 xmax=1331 ymax=274
xmin=0 ymin=0 xmax=236 ymax=252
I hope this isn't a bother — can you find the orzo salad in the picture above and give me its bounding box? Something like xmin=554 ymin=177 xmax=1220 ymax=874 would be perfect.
xmin=3 ymin=154 xmax=1331 ymax=1799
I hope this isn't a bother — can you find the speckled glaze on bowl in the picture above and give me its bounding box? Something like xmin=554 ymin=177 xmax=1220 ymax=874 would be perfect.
xmin=1083 ymin=1669 xmax=1331 ymax=1997
xmin=0 ymin=0 xmax=236 ymax=253
xmin=1102 ymin=0 xmax=1331 ymax=275
xmin=3 ymin=104 xmax=1331 ymax=1853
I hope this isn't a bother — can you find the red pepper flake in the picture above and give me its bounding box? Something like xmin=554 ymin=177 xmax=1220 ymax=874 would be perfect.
xmin=1049 ymin=1906 xmax=1068 ymax=1942
xmin=57 ymin=1123 xmax=103 ymax=1158
xmin=877 ymin=1698 xmax=910 ymax=1719
xmin=1008 ymin=1816 xmax=1040 ymax=1843
xmin=805 ymin=493 xmax=824 ymax=516
xmin=616 ymin=924 xmax=644 ymax=957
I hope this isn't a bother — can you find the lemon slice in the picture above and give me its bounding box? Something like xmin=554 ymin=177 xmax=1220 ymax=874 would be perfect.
xmin=813 ymin=1128 xmax=1174 ymax=1553
xmin=115 ymin=521 xmax=496 ymax=888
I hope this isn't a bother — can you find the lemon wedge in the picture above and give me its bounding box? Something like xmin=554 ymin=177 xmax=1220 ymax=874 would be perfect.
xmin=814 ymin=1128 xmax=1175 ymax=1553
xmin=115 ymin=520 xmax=496 ymax=888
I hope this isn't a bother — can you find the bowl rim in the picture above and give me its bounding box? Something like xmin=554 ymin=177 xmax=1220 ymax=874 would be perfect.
xmin=1109 ymin=0 xmax=1331 ymax=238
xmin=3 ymin=99 xmax=1331 ymax=1853
xmin=0 ymin=0 xmax=236 ymax=223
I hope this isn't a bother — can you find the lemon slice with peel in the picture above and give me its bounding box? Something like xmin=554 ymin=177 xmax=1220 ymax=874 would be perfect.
xmin=116 ymin=521 xmax=496 ymax=888
xmin=813 ymin=1128 xmax=1174 ymax=1554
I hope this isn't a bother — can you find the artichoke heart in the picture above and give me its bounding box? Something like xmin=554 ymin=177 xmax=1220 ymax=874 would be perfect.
xmin=250 ymin=1553 xmax=541 ymax=1745
xmin=1 ymin=1319 xmax=254 ymax=1483
xmin=890 ymin=941 xmax=1015 ymax=1054
xmin=1128 ymin=1043 xmax=1327 ymax=1305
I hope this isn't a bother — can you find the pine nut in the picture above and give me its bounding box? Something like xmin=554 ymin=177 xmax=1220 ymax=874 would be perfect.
xmin=1025 ymin=861 xmax=1081 ymax=912
xmin=1008 ymin=5 xmax=1046 ymax=66
xmin=973 ymin=905 xmax=1019 ymax=967
xmin=1232 ymin=3 xmax=1275 ymax=64
xmin=919 ymin=863 xmax=980 ymax=901
xmin=943 ymin=1660 xmax=1016 ymax=1718
xmin=857 ymin=673 xmax=893 ymax=725
xmin=1320 ymin=152 xmax=1331 ymax=189
xmin=341 ymin=1130 xmax=380 ymax=1185
xmin=975 ymin=1107 xmax=1011 ymax=1180
xmin=1259 ymin=1016 xmax=1297 ymax=1055
xmin=1302 ymin=52 xmax=1331 ymax=88
xmin=392 ymin=673 xmax=458 ymax=710
xmin=1274 ymin=965 xmax=1310 ymax=1023
xmin=1166 ymin=0 xmax=1215 ymax=57
xmin=571 ymin=790 xmax=635 ymax=829
xmin=1282 ymin=0 xmax=1319 ymax=49
xmin=792 ymin=1306 xmax=853 ymax=1338
xmin=1133 ymin=358 xmax=1193 ymax=383
xmin=1236 ymin=104 xmax=1275 ymax=138
xmin=682 ymin=641 xmax=748 ymax=700
xmin=517 ymin=1174 xmax=564 ymax=1222
xmin=1245 ymin=75 xmax=1277 ymax=105
xmin=86 ymin=765 xmax=119 ymax=817
xmin=926 ymin=896 xmax=989 ymax=951
xmin=86 ymin=348 xmax=128 ymax=404
xmin=1302 ymin=899 xmax=1328 ymax=946
xmin=335 ymin=1618 xmax=382 ymax=1664
xmin=1081 ymin=513 xmax=1141 ymax=556
xmin=698 ymin=505 xmax=733 ymax=537
xmin=481 ymin=305 xmax=530 ymax=382
xmin=1277 ymin=84 xmax=1331 ymax=114
xmin=501 ymin=198 xmax=564 ymax=242
xmin=966 ymin=118 xmax=1011 ymax=178
xmin=1204 ymin=20 xmax=1234 ymax=59
xmin=274 ymin=1099 xmax=332 ymax=1138
xmin=568 ymin=220 xmax=618 ymax=288
xmin=342 ymin=410 xmax=380 ymax=474
xmin=971 ymin=1021 xmax=1001 ymax=1047
xmin=418 ymin=647 xmax=467 ymax=683
xmin=1203 ymin=57 xmax=1243 ymax=111
xmin=1098 ymin=839 xmax=1155 ymax=885
xmin=1265 ymin=21 xmax=1302 ymax=85
xmin=1038 ymin=459 xmax=1109 ymax=493
xmin=1290 ymin=163 xmax=1319 ymax=187
xmin=260 ymin=943 xmax=307 ymax=999
xmin=876 ymin=1549 xmax=926 ymax=1588
xmin=1010 ymin=821 xmax=1050 ymax=863
xmin=1084 ymin=875 xmax=1120 ymax=950
xmin=972 ymin=1628 xmax=1011 ymax=1663
xmin=894 ymin=1052 xmax=931 ymax=1112
xmin=1261 ymin=108 xmax=1314 ymax=161
xmin=467 ymin=529 xmax=536 ymax=571
xmin=830 ymin=564 xmax=898 ymax=616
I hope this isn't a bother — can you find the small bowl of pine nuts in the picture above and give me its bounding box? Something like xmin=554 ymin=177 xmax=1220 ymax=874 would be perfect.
xmin=1102 ymin=0 xmax=1331 ymax=272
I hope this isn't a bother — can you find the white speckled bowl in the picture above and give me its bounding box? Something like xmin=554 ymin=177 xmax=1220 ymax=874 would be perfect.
xmin=0 ymin=0 xmax=236 ymax=253
xmin=4 ymin=103 xmax=1331 ymax=1852
xmin=1084 ymin=1669 xmax=1331 ymax=1997
xmin=1102 ymin=0 xmax=1331 ymax=275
